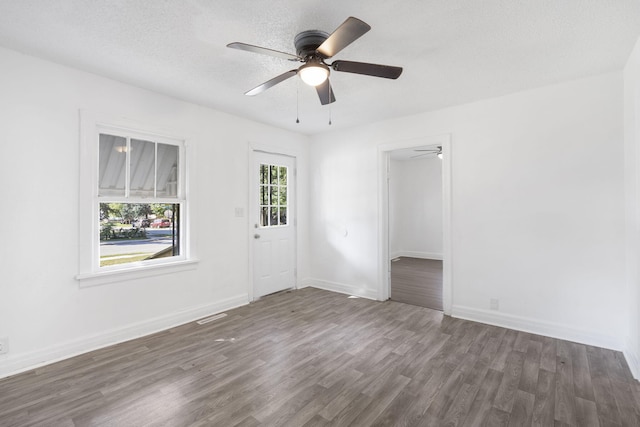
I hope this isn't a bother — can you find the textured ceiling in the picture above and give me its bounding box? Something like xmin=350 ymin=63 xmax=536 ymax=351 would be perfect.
xmin=0 ymin=0 xmax=639 ymax=135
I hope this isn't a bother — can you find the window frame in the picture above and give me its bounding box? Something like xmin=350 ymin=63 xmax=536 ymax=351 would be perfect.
xmin=77 ymin=111 xmax=197 ymax=287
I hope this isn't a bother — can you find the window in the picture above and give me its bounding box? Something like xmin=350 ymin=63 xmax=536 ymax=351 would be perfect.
xmin=77 ymin=112 xmax=195 ymax=285
xmin=98 ymin=133 xmax=182 ymax=268
xmin=259 ymin=163 xmax=288 ymax=227
xmin=99 ymin=202 xmax=180 ymax=267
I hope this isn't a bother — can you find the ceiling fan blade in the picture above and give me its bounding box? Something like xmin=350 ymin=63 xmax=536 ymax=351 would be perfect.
xmin=245 ymin=70 xmax=298 ymax=96
xmin=331 ymin=60 xmax=403 ymax=79
xmin=315 ymin=79 xmax=336 ymax=105
xmin=410 ymin=153 xmax=431 ymax=159
xmin=414 ymin=149 xmax=439 ymax=152
xmin=316 ymin=17 xmax=371 ymax=58
xmin=227 ymin=42 xmax=301 ymax=61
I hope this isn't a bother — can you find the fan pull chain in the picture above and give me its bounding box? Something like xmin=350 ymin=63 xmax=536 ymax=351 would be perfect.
xmin=296 ymin=82 xmax=300 ymax=124
xmin=328 ymin=82 xmax=332 ymax=125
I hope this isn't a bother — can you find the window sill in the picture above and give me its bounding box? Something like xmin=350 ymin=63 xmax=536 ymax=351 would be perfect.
xmin=76 ymin=258 xmax=200 ymax=288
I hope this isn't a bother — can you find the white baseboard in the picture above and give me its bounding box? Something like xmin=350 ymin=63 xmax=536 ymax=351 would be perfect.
xmin=0 ymin=294 xmax=249 ymax=379
xmin=623 ymin=346 xmax=640 ymax=380
xmin=297 ymin=278 xmax=313 ymax=289
xmin=390 ymin=251 xmax=443 ymax=260
xmin=451 ymin=305 xmax=623 ymax=352
xmin=5 ymin=292 xmax=635 ymax=381
xmin=304 ymin=278 xmax=379 ymax=300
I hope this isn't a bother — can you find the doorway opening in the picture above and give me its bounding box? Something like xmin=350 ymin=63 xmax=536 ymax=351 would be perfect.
xmin=388 ymin=146 xmax=443 ymax=310
xmin=378 ymin=135 xmax=452 ymax=314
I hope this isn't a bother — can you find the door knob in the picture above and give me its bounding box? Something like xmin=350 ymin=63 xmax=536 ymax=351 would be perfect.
xmin=254 ymin=234 xmax=261 ymax=239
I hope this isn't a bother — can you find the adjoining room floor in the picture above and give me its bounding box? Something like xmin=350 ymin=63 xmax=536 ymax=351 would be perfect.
xmin=391 ymin=257 xmax=443 ymax=311
xmin=1 ymin=288 xmax=638 ymax=426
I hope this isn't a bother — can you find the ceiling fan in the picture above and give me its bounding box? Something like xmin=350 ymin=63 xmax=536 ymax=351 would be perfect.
xmin=227 ymin=17 xmax=403 ymax=105
xmin=412 ymin=146 xmax=443 ymax=159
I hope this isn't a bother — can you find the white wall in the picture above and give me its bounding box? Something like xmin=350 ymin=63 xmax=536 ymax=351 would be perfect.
xmin=624 ymin=36 xmax=640 ymax=379
xmin=309 ymin=72 xmax=626 ymax=351
xmin=389 ymin=157 xmax=443 ymax=259
xmin=0 ymin=47 xmax=310 ymax=377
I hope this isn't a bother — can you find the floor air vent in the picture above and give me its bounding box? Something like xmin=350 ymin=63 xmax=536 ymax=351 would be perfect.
xmin=196 ymin=313 xmax=227 ymax=325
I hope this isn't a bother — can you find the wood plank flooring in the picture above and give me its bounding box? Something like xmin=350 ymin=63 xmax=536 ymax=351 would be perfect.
xmin=1 ymin=288 xmax=639 ymax=426
xmin=391 ymin=257 xmax=443 ymax=311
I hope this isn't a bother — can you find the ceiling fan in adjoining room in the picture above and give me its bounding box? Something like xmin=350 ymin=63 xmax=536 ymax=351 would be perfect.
xmin=411 ymin=146 xmax=443 ymax=159
xmin=227 ymin=17 xmax=403 ymax=105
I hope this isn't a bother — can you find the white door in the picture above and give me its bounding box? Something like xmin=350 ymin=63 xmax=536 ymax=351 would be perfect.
xmin=251 ymin=151 xmax=296 ymax=299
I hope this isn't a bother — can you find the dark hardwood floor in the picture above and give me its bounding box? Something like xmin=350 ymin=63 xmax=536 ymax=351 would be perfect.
xmin=0 ymin=288 xmax=638 ymax=426
xmin=391 ymin=257 xmax=443 ymax=311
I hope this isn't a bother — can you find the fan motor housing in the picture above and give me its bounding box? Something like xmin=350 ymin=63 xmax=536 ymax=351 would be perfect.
xmin=294 ymin=30 xmax=329 ymax=58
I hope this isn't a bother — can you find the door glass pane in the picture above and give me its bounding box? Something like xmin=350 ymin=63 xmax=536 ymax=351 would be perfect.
xmin=258 ymin=163 xmax=290 ymax=228
xmin=130 ymin=139 xmax=155 ymax=198
xmin=270 ymin=206 xmax=279 ymax=226
xmin=156 ymin=143 xmax=178 ymax=198
xmin=260 ymin=164 xmax=268 ymax=185
xmin=260 ymin=185 xmax=268 ymax=205
xmin=98 ymin=134 xmax=127 ymax=197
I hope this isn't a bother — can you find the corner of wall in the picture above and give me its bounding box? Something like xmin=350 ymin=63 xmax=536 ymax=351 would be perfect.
xmin=391 ymin=251 xmax=443 ymax=260
xmin=623 ymin=346 xmax=640 ymax=380
xmin=623 ymin=34 xmax=640 ymax=381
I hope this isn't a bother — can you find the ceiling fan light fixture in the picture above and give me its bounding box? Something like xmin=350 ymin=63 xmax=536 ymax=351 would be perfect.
xmin=437 ymin=152 xmax=443 ymax=159
xmin=299 ymin=62 xmax=329 ymax=86
xmin=228 ymin=17 xmax=402 ymax=106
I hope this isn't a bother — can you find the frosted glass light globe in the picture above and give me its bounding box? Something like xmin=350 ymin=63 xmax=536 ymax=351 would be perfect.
xmin=299 ymin=63 xmax=329 ymax=86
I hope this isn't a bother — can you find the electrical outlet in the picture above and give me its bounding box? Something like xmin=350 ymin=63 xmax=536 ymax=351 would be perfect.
xmin=490 ymin=298 xmax=499 ymax=311
xmin=0 ymin=338 xmax=8 ymax=354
